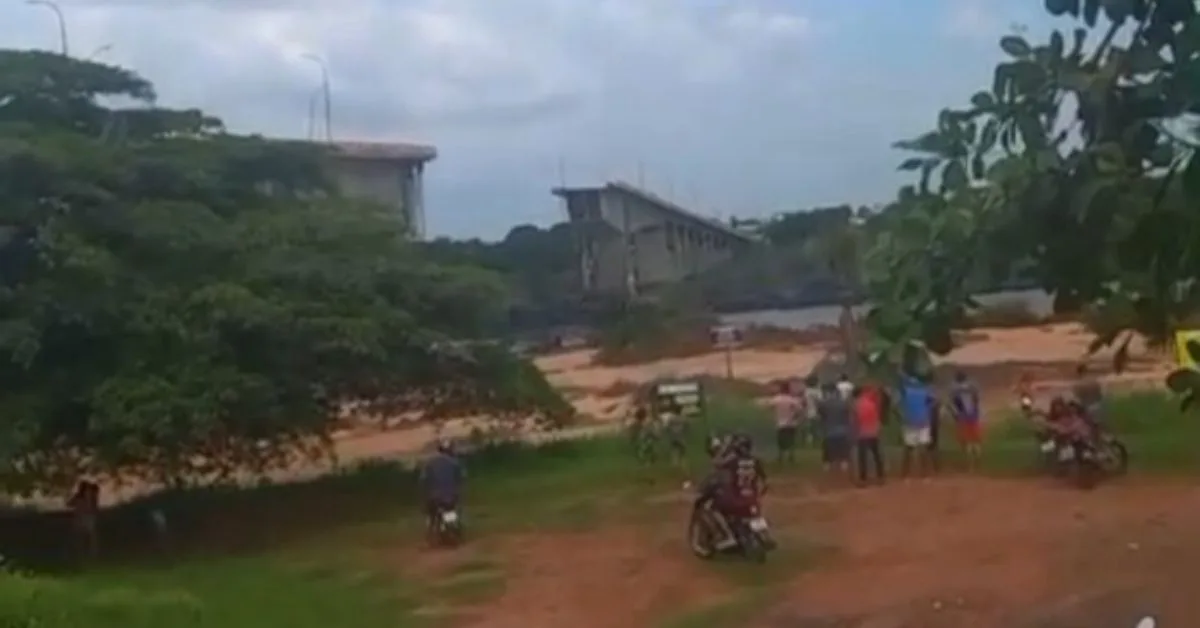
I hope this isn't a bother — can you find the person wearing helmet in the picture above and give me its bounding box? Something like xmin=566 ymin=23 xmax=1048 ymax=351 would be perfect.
xmin=419 ymin=438 xmax=466 ymax=537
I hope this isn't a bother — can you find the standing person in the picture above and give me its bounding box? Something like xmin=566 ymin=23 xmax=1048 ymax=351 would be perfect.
xmin=661 ymin=401 xmax=688 ymax=467
xmin=818 ymin=383 xmax=853 ymax=479
xmin=628 ymin=405 xmax=654 ymax=464
xmin=898 ymin=372 xmax=933 ymax=480
xmin=801 ymin=375 xmax=823 ymax=447
xmin=67 ymin=480 xmax=100 ymax=561
xmin=836 ymin=373 xmax=854 ymax=400
xmin=950 ymin=370 xmax=984 ymax=471
xmin=770 ymin=381 xmax=800 ymax=464
xmin=927 ymin=391 xmax=942 ymax=475
xmin=853 ymin=385 xmax=885 ymax=486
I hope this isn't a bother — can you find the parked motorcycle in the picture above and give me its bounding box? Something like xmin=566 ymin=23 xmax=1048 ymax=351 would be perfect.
xmin=688 ymin=501 xmax=775 ymax=563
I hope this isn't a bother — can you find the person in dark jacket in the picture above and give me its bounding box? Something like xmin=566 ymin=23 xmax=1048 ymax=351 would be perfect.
xmin=419 ymin=439 xmax=466 ymax=533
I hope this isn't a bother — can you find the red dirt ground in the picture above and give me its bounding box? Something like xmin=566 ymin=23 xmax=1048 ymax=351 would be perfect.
xmin=447 ymin=477 xmax=1200 ymax=627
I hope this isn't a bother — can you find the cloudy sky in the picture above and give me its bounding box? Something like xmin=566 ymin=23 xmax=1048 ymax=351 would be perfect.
xmin=4 ymin=0 xmax=1060 ymax=239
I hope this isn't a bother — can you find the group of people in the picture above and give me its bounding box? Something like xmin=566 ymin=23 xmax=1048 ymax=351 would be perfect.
xmin=769 ymin=370 xmax=986 ymax=485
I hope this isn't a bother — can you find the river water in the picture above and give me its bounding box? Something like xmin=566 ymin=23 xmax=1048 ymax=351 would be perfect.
xmin=720 ymin=289 xmax=1054 ymax=330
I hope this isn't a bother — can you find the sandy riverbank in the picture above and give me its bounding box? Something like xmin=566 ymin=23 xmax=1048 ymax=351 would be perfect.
xmin=27 ymin=323 xmax=1171 ymax=507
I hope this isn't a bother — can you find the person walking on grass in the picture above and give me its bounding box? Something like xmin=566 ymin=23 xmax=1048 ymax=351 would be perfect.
xmin=770 ymin=381 xmax=800 ymax=464
xmin=818 ymin=382 xmax=853 ymax=479
xmin=898 ymin=372 xmax=934 ymax=480
xmin=853 ymin=385 xmax=885 ymax=486
xmin=950 ymin=370 xmax=983 ymax=471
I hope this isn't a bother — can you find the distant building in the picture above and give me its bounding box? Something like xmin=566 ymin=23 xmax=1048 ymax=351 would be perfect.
xmin=327 ymin=141 xmax=436 ymax=239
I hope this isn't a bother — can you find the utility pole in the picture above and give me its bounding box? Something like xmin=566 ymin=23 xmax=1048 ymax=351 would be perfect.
xmin=302 ymin=54 xmax=333 ymax=142
xmin=27 ymin=0 xmax=68 ymax=56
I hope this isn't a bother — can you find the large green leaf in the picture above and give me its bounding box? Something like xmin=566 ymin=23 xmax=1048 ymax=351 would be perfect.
xmin=1000 ymin=36 xmax=1033 ymax=59
xmin=1165 ymin=368 xmax=1200 ymax=393
xmin=1188 ymin=338 xmax=1200 ymax=364
xmin=942 ymin=160 xmax=968 ymax=191
xmin=1045 ymin=0 xmax=1081 ymax=16
xmin=1185 ymin=152 xmax=1200 ymax=199
xmin=970 ymin=91 xmax=995 ymax=109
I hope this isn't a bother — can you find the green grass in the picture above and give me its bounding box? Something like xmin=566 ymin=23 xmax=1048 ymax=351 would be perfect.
xmin=4 ymin=389 xmax=1196 ymax=628
xmin=0 ymin=394 xmax=776 ymax=628
xmin=979 ymin=390 xmax=1200 ymax=474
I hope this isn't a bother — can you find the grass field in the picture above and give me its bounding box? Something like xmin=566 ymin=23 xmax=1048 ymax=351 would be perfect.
xmin=1 ymin=390 xmax=1196 ymax=628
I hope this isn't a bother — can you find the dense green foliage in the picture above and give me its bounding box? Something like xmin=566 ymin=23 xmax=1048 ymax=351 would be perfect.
xmin=0 ymin=50 xmax=569 ymax=495
xmin=863 ymin=0 xmax=1200 ymax=373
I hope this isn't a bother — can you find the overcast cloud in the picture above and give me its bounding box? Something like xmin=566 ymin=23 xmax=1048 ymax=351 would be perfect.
xmin=3 ymin=0 xmax=1056 ymax=238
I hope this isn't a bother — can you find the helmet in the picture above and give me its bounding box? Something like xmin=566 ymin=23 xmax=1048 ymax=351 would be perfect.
xmin=732 ymin=433 xmax=753 ymax=455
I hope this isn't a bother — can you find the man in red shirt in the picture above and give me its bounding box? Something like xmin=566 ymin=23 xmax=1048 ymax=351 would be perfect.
xmin=854 ymin=385 xmax=885 ymax=485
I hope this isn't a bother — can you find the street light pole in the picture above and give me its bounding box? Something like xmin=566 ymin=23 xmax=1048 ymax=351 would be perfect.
xmin=26 ymin=0 xmax=68 ymax=56
xmin=302 ymin=54 xmax=332 ymax=142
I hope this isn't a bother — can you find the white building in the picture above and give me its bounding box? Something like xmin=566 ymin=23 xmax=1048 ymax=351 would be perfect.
xmin=326 ymin=140 xmax=437 ymax=239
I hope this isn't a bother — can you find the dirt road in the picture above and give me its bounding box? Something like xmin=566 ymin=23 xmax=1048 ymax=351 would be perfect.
xmin=444 ymin=477 xmax=1200 ymax=627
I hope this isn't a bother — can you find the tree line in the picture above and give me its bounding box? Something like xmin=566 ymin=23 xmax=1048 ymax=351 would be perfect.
xmin=0 ymin=50 xmax=569 ymax=497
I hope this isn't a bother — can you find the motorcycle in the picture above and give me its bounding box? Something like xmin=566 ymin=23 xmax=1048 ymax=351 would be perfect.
xmin=688 ymin=500 xmax=775 ymax=563
xmin=428 ymin=501 xmax=463 ymax=547
xmin=1062 ymin=431 xmax=1129 ymax=489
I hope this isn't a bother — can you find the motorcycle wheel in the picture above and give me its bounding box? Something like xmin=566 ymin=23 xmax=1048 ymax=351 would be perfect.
xmin=738 ymin=529 xmax=767 ymax=564
xmin=439 ymin=522 xmax=463 ymax=547
xmin=688 ymin=511 xmax=716 ymax=560
xmin=1104 ymin=439 xmax=1129 ymax=476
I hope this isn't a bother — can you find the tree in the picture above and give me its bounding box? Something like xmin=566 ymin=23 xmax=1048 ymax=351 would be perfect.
xmin=866 ymin=0 xmax=1200 ymax=376
xmin=0 ymin=50 xmax=571 ymax=495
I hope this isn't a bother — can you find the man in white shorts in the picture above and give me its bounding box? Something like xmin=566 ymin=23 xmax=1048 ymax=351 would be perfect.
xmin=898 ymin=373 xmax=933 ymax=479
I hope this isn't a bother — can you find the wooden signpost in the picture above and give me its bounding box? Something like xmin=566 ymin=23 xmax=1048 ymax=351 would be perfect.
xmin=709 ymin=324 xmax=744 ymax=379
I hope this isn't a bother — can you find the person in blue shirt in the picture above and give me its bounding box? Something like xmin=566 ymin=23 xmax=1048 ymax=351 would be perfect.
xmin=898 ymin=372 xmax=933 ymax=479
xmin=950 ymin=370 xmax=984 ymax=471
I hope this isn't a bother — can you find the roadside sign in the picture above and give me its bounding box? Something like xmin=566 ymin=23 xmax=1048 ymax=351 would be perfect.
xmin=653 ymin=379 xmax=705 ymax=418
xmin=709 ymin=325 xmax=743 ymax=348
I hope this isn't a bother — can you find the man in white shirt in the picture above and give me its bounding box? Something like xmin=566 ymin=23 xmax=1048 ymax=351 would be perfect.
xmin=770 ymin=382 xmax=800 ymax=463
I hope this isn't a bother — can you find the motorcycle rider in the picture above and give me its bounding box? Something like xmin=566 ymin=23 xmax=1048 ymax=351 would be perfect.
xmin=419 ymin=438 xmax=466 ymax=537
xmin=695 ymin=433 xmax=766 ymax=551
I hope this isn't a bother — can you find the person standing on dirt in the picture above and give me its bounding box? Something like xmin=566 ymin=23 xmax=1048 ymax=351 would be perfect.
xmin=898 ymin=373 xmax=934 ymax=480
xmin=661 ymin=401 xmax=688 ymax=467
xmin=836 ymin=373 xmax=854 ymax=400
xmin=926 ymin=390 xmax=943 ymax=475
xmin=419 ymin=439 xmax=466 ymax=536
xmin=801 ymin=375 xmax=822 ymax=447
xmin=950 ymin=370 xmax=984 ymax=471
xmin=817 ymin=383 xmax=853 ymax=479
xmin=853 ymin=385 xmax=885 ymax=486
xmin=770 ymin=381 xmax=800 ymax=464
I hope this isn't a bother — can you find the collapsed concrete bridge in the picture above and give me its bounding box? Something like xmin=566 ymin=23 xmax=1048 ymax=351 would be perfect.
xmin=552 ymin=181 xmax=757 ymax=294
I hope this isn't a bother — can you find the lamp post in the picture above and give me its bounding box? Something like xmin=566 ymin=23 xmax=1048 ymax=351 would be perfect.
xmin=26 ymin=0 xmax=68 ymax=56
xmin=301 ymin=54 xmax=332 ymax=142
